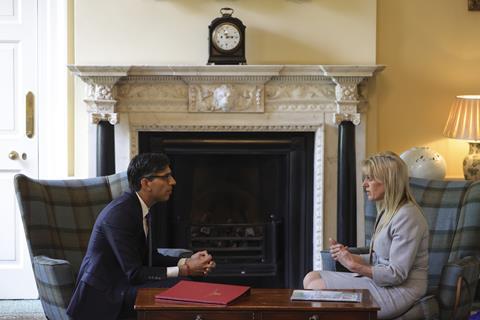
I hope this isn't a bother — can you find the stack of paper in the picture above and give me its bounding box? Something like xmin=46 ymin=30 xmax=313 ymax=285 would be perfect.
xmin=290 ymin=290 xmax=362 ymax=303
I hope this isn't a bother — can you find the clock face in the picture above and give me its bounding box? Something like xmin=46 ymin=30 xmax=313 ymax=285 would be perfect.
xmin=212 ymin=22 xmax=241 ymax=52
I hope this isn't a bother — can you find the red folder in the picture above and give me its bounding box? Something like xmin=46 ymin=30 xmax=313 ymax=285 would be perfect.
xmin=154 ymin=280 xmax=250 ymax=305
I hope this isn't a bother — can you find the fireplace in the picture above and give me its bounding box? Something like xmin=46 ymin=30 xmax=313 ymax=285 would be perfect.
xmin=69 ymin=64 xmax=384 ymax=283
xmin=141 ymin=131 xmax=314 ymax=288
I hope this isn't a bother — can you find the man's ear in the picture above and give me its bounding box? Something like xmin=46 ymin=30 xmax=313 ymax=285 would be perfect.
xmin=139 ymin=177 xmax=151 ymax=191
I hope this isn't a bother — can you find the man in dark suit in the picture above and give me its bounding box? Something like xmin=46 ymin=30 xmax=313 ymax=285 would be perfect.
xmin=67 ymin=153 xmax=215 ymax=319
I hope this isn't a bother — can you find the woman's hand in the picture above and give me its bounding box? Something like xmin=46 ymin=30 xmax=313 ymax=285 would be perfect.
xmin=329 ymin=238 xmax=362 ymax=271
xmin=329 ymin=238 xmax=347 ymax=258
xmin=329 ymin=238 xmax=353 ymax=269
xmin=329 ymin=238 xmax=372 ymax=277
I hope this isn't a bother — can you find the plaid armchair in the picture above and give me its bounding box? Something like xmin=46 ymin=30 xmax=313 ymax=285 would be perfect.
xmin=14 ymin=172 xmax=130 ymax=320
xmin=322 ymin=177 xmax=480 ymax=320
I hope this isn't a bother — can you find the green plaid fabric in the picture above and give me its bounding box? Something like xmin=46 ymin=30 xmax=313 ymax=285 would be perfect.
xmin=363 ymin=177 xmax=480 ymax=319
xmin=437 ymin=256 xmax=479 ymax=320
xmin=32 ymin=256 xmax=74 ymax=320
xmin=14 ymin=172 xmax=129 ymax=320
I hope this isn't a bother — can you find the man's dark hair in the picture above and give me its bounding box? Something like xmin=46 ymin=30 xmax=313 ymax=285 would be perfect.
xmin=127 ymin=152 xmax=170 ymax=192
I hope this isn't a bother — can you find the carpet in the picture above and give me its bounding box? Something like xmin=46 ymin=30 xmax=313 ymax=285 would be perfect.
xmin=0 ymin=300 xmax=46 ymax=320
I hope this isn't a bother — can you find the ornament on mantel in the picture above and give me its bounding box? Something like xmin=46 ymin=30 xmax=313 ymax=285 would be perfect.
xmin=400 ymin=147 xmax=447 ymax=180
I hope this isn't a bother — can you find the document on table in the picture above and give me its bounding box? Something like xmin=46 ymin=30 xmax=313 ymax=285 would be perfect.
xmin=290 ymin=290 xmax=362 ymax=303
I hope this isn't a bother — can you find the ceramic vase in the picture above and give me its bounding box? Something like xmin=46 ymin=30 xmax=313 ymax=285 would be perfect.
xmin=400 ymin=147 xmax=446 ymax=180
xmin=463 ymin=142 xmax=480 ymax=180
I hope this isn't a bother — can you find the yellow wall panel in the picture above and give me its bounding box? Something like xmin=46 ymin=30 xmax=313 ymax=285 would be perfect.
xmin=377 ymin=0 xmax=480 ymax=178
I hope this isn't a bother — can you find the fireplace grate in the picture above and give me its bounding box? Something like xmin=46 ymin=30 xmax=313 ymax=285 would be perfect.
xmin=189 ymin=222 xmax=279 ymax=276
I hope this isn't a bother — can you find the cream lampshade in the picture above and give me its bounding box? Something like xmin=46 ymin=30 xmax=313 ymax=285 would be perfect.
xmin=443 ymin=95 xmax=480 ymax=180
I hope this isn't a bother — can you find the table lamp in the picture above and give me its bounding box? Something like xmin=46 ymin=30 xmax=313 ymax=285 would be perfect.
xmin=443 ymin=95 xmax=480 ymax=180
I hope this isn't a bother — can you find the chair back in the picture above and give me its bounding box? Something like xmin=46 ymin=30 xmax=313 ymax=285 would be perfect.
xmin=365 ymin=178 xmax=480 ymax=293
xmin=14 ymin=172 xmax=129 ymax=319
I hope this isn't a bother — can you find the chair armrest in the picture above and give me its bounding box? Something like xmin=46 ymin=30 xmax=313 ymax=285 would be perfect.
xmin=156 ymin=248 xmax=193 ymax=259
xmin=32 ymin=255 xmax=75 ymax=319
xmin=437 ymin=256 xmax=480 ymax=320
xmin=321 ymin=247 xmax=369 ymax=271
xmin=321 ymin=250 xmax=336 ymax=271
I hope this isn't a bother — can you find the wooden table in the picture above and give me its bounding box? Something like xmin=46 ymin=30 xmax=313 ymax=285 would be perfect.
xmin=135 ymin=288 xmax=379 ymax=320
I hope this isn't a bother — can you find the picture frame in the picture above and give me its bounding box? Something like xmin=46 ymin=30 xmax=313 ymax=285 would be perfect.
xmin=469 ymin=0 xmax=480 ymax=11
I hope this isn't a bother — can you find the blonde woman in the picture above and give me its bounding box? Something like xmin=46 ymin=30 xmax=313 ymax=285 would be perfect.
xmin=303 ymin=152 xmax=429 ymax=320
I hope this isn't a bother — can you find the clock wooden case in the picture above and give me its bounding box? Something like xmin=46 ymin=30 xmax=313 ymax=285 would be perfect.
xmin=208 ymin=8 xmax=246 ymax=65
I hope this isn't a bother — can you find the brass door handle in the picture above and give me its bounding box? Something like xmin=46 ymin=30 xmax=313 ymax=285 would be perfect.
xmin=26 ymin=91 xmax=34 ymax=138
xmin=8 ymin=151 xmax=19 ymax=160
xmin=8 ymin=151 xmax=26 ymax=160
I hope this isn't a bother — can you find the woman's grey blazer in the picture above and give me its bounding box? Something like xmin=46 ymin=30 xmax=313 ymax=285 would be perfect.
xmin=318 ymin=202 xmax=429 ymax=320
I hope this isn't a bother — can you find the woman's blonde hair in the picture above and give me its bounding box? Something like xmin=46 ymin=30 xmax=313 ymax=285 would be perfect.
xmin=362 ymin=151 xmax=418 ymax=235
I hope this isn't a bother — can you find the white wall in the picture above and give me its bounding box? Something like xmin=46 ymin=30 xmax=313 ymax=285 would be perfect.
xmin=74 ymin=0 xmax=376 ymax=65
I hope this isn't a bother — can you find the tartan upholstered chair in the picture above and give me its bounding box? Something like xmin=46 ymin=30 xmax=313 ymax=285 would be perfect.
xmin=14 ymin=172 xmax=129 ymax=320
xmin=322 ymin=177 xmax=480 ymax=320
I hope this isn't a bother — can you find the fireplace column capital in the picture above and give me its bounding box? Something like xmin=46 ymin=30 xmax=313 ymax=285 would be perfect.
xmin=331 ymin=76 xmax=363 ymax=126
xmin=83 ymin=79 xmax=120 ymax=125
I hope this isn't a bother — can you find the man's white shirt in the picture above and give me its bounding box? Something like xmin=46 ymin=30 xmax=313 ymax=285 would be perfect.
xmin=135 ymin=193 xmax=186 ymax=277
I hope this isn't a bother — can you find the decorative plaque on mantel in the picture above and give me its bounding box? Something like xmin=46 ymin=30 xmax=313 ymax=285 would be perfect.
xmin=188 ymin=84 xmax=264 ymax=113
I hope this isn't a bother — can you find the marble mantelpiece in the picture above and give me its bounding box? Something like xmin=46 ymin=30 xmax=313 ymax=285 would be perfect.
xmin=69 ymin=64 xmax=384 ymax=270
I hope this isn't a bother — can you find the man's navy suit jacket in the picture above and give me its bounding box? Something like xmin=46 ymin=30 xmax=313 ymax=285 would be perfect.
xmin=66 ymin=191 xmax=179 ymax=320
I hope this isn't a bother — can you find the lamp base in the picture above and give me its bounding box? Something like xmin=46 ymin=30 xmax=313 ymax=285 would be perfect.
xmin=463 ymin=142 xmax=480 ymax=180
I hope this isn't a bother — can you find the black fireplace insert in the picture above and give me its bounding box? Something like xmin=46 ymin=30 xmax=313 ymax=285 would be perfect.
xmin=139 ymin=131 xmax=313 ymax=288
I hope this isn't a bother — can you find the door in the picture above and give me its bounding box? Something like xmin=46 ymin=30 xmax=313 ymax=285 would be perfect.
xmin=0 ymin=0 xmax=38 ymax=298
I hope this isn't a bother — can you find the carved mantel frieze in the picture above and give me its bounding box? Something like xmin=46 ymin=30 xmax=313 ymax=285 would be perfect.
xmin=69 ymin=65 xmax=384 ymax=121
xmin=189 ymin=84 xmax=264 ymax=113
